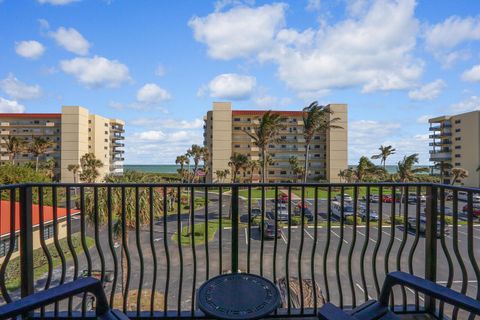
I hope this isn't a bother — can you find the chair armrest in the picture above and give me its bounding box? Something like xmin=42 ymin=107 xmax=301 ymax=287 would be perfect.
xmin=379 ymin=271 xmax=480 ymax=315
xmin=318 ymin=303 xmax=353 ymax=320
xmin=0 ymin=277 xmax=110 ymax=320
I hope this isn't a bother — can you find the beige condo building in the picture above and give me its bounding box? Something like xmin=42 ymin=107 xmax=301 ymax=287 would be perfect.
xmin=204 ymin=102 xmax=348 ymax=183
xmin=0 ymin=106 xmax=125 ymax=182
xmin=429 ymin=111 xmax=480 ymax=187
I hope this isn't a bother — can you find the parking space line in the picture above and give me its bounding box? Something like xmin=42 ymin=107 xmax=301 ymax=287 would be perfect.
xmin=244 ymin=228 xmax=248 ymax=245
xmin=280 ymin=232 xmax=287 ymax=244
xmin=304 ymin=229 xmax=314 ymax=240
xmin=437 ymin=280 xmax=478 ymax=284
xmin=355 ymin=283 xmax=372 ymax=300
xmin=357 ymin=230 xmax=377 ymax=243
xmin=381 ymin=230 xmax=403 ymax=242
xmin=457 ymin=229 xmax=480 ymax=241
xmin=331 ymin=230 xmax=348 ymax=244
xmin=405 ymin=287 xmax=424 ymax=302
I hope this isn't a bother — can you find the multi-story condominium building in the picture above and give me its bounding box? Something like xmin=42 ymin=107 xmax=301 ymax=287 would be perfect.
xmin=429 ymin=111 xmax=480 ymax=187
xmin=0 ymin=106 xmax=125 ymax=182
xmin=204 ymin=102 xmax=348 ymax=183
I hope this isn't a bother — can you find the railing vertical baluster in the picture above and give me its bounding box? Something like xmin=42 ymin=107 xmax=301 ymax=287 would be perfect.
xmin=286 ymin=186 xmax=292 ymax=314
xmin=52 ymin=185 xmax=65 ymax=316
xmin=273 ymin=186 xmax=279 ymax=315
xmin=372 ymin=186 xmax=383 ymax=297
xmin=149 ymin=187 xmax=157 ymax=316
xmin=231 ymin=185 xmax=239 ymax=274
xmin=121 ymin=187 xmax=131 ymax=313
xmin=397 ymin=186 xmax=408 ymax=311
xmin=424 ymin=185 xmax=438 ymax=314
xmin=0 ymin=189 xmax=16 ymax=304
xmin=311 ymin=186 xmax=319 ymax=313
xmin=107 ymin=187 xmax=119 ymax=308
xmin=298 ymin=185 xmax=305 ymax=314
xmin=37 ymin=187 xmax=52 ymax=317
xmin=335 ymin=187 xmax=345 ymax=309
xmin=385 ymin=186 xmax=396 ymax=308
xmin=65 ymin=186 xmax=78 ymax=316
xmin=19 ymin=185 xmax=33 ymax=318
xmin=323 ymin=186 xmax=332 ymax=302
xmin=135 ymin=187 xmax=144 ymax=317
xmin=438 ymin=186 xmax=453 ymax=318
xmin=176 ymin=186 xmax=183 ymax=315
xmin=219 ymin=186 xmax=223 ymax=274
xmin=247 ymin=186 xmax=251 ymax=274
xmin=451 ymin=189 xmax=467 ymax=319
xmin=408 ymin=186 xmax=422 ymax=311
xmin=79 ymin=186 xmax=91 ymax=316
xmin=190 ymin=186 xmax=197 ymax=315
xmin=466 ymin=191 xmax=480 ymax=320
xmin=162 ymin=187 xmax=170 ymax=316
xmin=94 ymin=187 xmax=106 ymax=284
xmin=204 ymin=187 xmax=210 ymax=280
xmin=348 ymin=186 xmax=358 ymax=308
xmin=360 ymin=186 xmax=370 ymax=303
xmin=260 ymin=186 xmax=265 ymax=276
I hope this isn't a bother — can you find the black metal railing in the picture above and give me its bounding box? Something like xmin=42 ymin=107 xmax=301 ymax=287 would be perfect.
xmin=0 ymin=182 xmax=479 ymax=319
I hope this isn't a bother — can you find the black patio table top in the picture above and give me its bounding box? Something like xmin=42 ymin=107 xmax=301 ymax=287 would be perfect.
xmin=197 ymin=273 xmax=281 ymax=320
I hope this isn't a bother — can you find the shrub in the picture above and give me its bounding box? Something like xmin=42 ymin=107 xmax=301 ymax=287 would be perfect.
xmin=291 ymin=216 xmax=302 ymax=226
xmin=250 ymin=215 xmax=262 ymax=226
xmin=345 ymin=216 xmax=362 ymax=225
xmin=393 ymin=216 xmax=405 ymax=225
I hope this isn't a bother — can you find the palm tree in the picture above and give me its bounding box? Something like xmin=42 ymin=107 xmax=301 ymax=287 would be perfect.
xmin=215 ymin=169 xmax=229 ymax=182
xmin=350 ymin=156 xmax=385 ymax=182
xmin=228 ymin=153 xmax=248 ymax=182
xmin=259 ymin=154 xmax=275 ymax=182
xmin=396 ymin=154 xmax=429 ymax=214
xmin=84 ymin=171 xmax=162 ymax=307
xmin=201 ymin=147 xmax=210 ymax=182
xmin=41 ymin=158 xmax=57 ymax=181
xmin=4 ymin=135 xmax=26 ymax=165
xmin=79 ymin=153 xmax=103 ymax=182
xmin=67 ymin=164 xmax=80 ymax=183
xmin=302 ymin=102 xmax=342 ymax=182
xmin=247 ymin=159 xmax=260 ymax=183
xmin=187 ymin=144 xmax=203 ymax=182
xmin=28 ymin=136 xmax=54 ymax=171
xmin=451 ymin=167 xmax=468 ymax=185
xmin=175 ymin=155 xmax=189 ymax=183
xmin=288 ymin=156 xmax=304 ymax=183
xmin=244 ymin=111 xmax=285 ymax=183
xmin=371 ymin=145 xmax=396 ymax=170
xmin=434 ymin=161 xmax=452 ymax=184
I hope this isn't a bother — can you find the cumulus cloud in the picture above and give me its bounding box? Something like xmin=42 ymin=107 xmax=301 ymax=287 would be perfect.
xmin=450 ymin=96 xmax=480 ymax=113
xmin=190 ymin=0 xmax=422 ymax=96
xmin=37 ymin=0 xmax=80 ymax=5
xmin=461 ymin=65 xmax=480 ymax=82
xmin=305 ymin=0 xmax=321 ymax=11
xmin=0 ymin=74 xmax=42 ymax=100
xmin=15 ymin=40 xmax=45 ymax=59
xmin=49 ymin=27 xmax=90 ymax=55
xmin=408 ymin=79 xmax=446 ymax=101
xmin=189 ymin=3 xmax=286 ymax=60
xmin=424 ymin=16 xmax=480 ymax=65
xmin=136 ymin=83 xmax=171 ymax=105
xmin=205 ymin=73 xmax=256 ymax=100
xmin=60 ymin=56 xmax=131 ymax=88
xmin=0 ymin=97 xmax=25 ymax=113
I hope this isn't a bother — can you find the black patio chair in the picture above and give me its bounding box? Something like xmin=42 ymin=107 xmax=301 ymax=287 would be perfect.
xmin=0 ymin=277 xmax=127 ymax=320
xmin=318 ymin=271 xmax=480 ymax=320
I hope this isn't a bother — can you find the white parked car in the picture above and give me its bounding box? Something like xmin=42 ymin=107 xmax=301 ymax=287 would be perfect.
xmin=458 ymin=191 xmax=480 ymax=203
xmin=334 ymin=194 xmax=353 ymax=203
xmin=331 ymin=201 xmax=354 ymax=220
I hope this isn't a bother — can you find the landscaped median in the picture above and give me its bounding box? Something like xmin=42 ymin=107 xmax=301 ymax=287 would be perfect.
xmin=171 ymin=220 xmax=235 ymax=246
xmin=4 ymin=233 xmax=94 ymax=291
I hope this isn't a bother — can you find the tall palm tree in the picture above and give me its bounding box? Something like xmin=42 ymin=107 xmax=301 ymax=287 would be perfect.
xmin=187 ymin=144 xmax=203 ymax=182
xmin=371 ymin=145 xmax=396 ymax=170
xmin=28 ymin=136 xmax=54 ymax=171
xmin=175 ymin=155 xmax=189 ymax=183
xmin=353 ymin=156 xmax=385 ymax=182
xmin=244 ymin=111 xmax=285 ymax=183
xmin=79 ymin=153 xmax=103 ymax=182
xmin=396 ymin=154 xmax=429 ymax=214
xmin=451 ymin=167 xmax=468 ymax=185
xmin=200 ymin=147 xmax=210 ymax=182
xmin=42 ymin=158 xmax=57 ymax=181
xmin=84 ymin=171 xmax=162 ymax=307
xmin=67 ymin=164 xmax=80 ymax=183
xmin=215 ymin=169 xmax=229 ymax=183
xmin=302 ymin=102 xmax=342 ymax=182
xmin=288 ymin=156 xmax=304 ymax=183
xmin=228 ymin=153 xmax=248 ymax=182
xmin=247 ymin=159 xmax=260 ymax=183
xmin=4 ymin=135 xmax=26 ymax=165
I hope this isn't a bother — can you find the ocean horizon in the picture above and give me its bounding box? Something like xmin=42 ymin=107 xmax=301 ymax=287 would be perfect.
xmin=124 ymin=164 xmax=431 ymax=174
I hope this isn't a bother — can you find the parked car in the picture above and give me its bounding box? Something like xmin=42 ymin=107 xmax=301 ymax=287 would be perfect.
xmin=458 ymin=191 xmax=480 ymax=203
xmin=362 ymin=194 xmax=379 ymax=203
xmin=334 ymin=194 xmax=353 ymax=202
xmin=407 ymin=217 xmax=448 ymax=237
xmin=277 ymin=207 xmax=289 ymax=221
xmin=293 ymin=206 xmax=314 ymax=222
xmin=407 ymin=193 xmax=426 ymax=203
xmin=277 ymin=203 xmax=287 ymax=211
xmin=382 ymin=194 xmax=401 ymax=203
xmin=462 ymin=204 xmax=480 ymax=217
xmin=296 ymin=201 xmax=308 ymax=209
xmin=331 ymin=201 xmax=354 ymax=220
xmin=358 ymin=205 xmax=378 ymax=221
xmin=260 ymin=220 xmax=282 ymax=239
xmin=278 ymin=193 xmax=289 ymax=203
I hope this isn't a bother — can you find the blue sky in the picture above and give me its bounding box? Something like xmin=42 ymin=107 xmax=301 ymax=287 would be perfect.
xmin=1 ymin=0 xmax=480 ymax=165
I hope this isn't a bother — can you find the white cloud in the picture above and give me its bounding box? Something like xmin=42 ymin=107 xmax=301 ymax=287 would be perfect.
xmin=131 ymin=118 xmax=203 ymax=129
xmin=253 ymin=94 xmax=292 ymax=107
xmin=131 ymin=130 xmax=166 ymax=141
xmin=416 ymin=115 xmax=433 ymax=124
xmin=461 ymin=65 xmax=480 ymax=82
xmin=60 ymin=56 xmax=131 ymax=88
xmin=0 ymin=97 xmax=25 ymax=113
xmin=37 ymin=0 xmax=80 ymax=5
xmin=0 ymin=74 xmax=42 ymax=100
xmin=305 ymin=0 xmax=320 ymax=11
xmin=49 ymin=27 xmax=90 ymax=55
xmin=189 ymin=3 xmax=286 ymax=60
xmin=424 ymin=16 xmax=480 ymax=65
xmin=155 ymin=64 xmax=166 ymax=77
xmin=408 ymin=79 xmax=446 ymax=101
xmin=450 ymin=96 xmax=480 ymax=113
xmin=191 ymin=0 xmax=422 ymax=96
xmin=15 ymin=40 xmax=45 ymax=59
xmin=206 ymin=73 xmax=256 ymax=100
xmin=214 ymin=0 xmax=255 ymax=12
xmin=136 ymin=83 xmax=171 ymax=105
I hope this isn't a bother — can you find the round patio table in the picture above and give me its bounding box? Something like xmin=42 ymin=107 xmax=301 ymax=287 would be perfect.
xmin=197 ymin=273 xmax=281 ymax=320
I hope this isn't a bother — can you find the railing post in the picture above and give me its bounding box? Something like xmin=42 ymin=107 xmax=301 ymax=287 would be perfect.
xmin=20 ymin=185 xmax=34 ymax=305
xmin=425 ymin=184 xmax=438 ymax=314
xmin=231 ymin=185 xmax=239 ymax=273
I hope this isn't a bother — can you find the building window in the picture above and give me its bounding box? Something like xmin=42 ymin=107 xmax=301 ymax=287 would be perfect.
xmin=455 ymin=120 xmax=461 ymax=124
xmin=455 ymin=162 xmax=461 ymax=166
xmin=88 ymin=128 xmax=91 ymax=132
xmin=280 ymin=171 xmax=287 ymax=175
xmin=0 ymin=236 xmax=18 ymax=257
xmin=234 ymin=144 xmax=240 ymax=148
xmin=455 ymin=128 xmax=461 ymax=132
xmin=314 ymin=154 xmax=320 ymax=158
xmin=104 ymin=139 xmax=108 ymax=142
xmin=104 ymin=131 xmax=108 ymax=134
xmin=455 ymin=145 xmax=461 ymax=149
xmin=105 ymin=123 xmax=108 ymax=127
xmin=234 ymin=127 xmax=241 ymax=130
xmin=455 ymin=154 xmax=461 ymax=158
xmin=234 ymin=118 xmax=241 ymax=122
xmin=43 ymin=225 xmax=54 ymax=240
xmin=88 ymin=120 xmax=92 ymax=124
xmin=455 ymin=137 xmax=461 ymax=141
xmin=268 ymin=171 xmax=275 ymax=175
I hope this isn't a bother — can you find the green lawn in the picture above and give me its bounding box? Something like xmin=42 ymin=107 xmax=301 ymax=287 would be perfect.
xmin=172 ymin=219 xmax=234 ymax=246
xmin=5 ymin=233 xmax=94 ymax=291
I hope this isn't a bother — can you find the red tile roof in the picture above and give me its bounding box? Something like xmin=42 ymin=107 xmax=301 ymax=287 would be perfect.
xmin=0 ymin=201 xmax=80 ymax=237
xmin=0 ymin=114 xmax=61 ymax=119
xmin=232 ymin=110 xmax=303 ymax=116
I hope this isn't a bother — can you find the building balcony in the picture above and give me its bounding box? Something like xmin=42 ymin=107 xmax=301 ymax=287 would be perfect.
xmin=429 ymin=133 xmax=452 ymax=139
xmin=429 ymin=140 xmax=451 ymax=146
xmin=111 ymin=134 xmax=125 ymax=140
xmin=429 ymin=151 xmax=452 ymax=161
xmin=1 ymin=182 xmax=479 ymax=319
